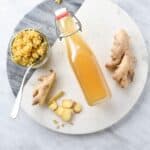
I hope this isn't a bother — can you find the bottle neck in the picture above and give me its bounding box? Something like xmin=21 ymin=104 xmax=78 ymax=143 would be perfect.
xmin=56 ymin=14 xmax=78 ymax=38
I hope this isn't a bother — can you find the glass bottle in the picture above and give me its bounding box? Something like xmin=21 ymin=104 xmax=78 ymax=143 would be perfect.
xmin=55 ymin=8 xmax=111 ymax=105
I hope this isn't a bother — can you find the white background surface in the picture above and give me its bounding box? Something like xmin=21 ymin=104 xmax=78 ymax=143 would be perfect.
xmin=0 ymin=0 xmax=150 ymax=149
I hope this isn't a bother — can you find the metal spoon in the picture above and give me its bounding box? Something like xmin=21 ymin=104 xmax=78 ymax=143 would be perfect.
xmin=9 ymin=28 xmax=49 ymax=119
xmin=10 ymin=65 xmax=33 ymax=119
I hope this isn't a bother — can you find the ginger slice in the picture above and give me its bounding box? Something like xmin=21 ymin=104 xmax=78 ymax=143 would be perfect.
xmin=62 ymin=99 xmax=74 ymax=108
xmin=49 ymin=96 xmax=83 ymax=122
xmin=49 ymin=102 xmax=58 ymax=111
xmin=106 ymin=29 xmax=136 ymax=88
xmin=48 ymin=91 xmax=64 ymax=105
xmin=61 ymin=108 xmax=73 ymax=122
xmin=32 ymin=70 xmax=56 ymax=105
xmin=73 ymin=102 xmax=82 ymax=113
xmin=55 ymin=106 xmax=64 ymax=116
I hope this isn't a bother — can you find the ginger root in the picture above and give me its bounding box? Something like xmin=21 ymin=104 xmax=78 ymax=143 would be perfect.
xmin=106 ymin=29 xmax=136 ymax=88
xmin=32 ymin=70 xmax=56 ymax=105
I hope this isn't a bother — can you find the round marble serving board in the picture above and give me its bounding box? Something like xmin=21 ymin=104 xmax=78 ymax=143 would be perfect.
xmin=7 ymin=0 xmax=149 ymax=134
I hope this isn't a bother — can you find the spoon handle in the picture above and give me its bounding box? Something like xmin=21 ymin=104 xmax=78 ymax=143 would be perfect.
xmin=10 ymin=66 xmax=32 ymax=119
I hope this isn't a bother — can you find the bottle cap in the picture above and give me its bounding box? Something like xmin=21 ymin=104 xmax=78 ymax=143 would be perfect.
xmin=55 ymin=8 xmax=69 ymax=20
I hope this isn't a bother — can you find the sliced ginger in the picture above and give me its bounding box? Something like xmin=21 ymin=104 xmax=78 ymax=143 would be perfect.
xmin=55 ymin=107 xmax=73 ymax=122
xmin=62 ymin=99 xmax=73 ymax=108
xmin=61 ymin=108 xmax=73 ymax=122
xmin=49 ymin=102 xmax=58 ymax=111
xmin=55 ymin=106 xmax=64 ymax=116
xmin=73 ymin=103 xmax=82 ymax=113
xmin=48 ymin=91 xmax=64 ymax=105
xmin=49 ymin=98 xmax=82 ymax=122
xmin=32 ymin=70 xmax=56 ymax=105
xmin=106 ymin=29 xmax=136 ymax=88
xmin=32 ymin=70 xmax=82 ymax=123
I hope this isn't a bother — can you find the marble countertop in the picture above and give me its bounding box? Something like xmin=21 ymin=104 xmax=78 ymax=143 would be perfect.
xmin=0 ymin=0 xmax=150 ymax=149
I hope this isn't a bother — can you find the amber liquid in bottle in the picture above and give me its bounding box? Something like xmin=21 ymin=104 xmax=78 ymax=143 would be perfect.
xmin=56 ymin=12 xmax=110 ymax=105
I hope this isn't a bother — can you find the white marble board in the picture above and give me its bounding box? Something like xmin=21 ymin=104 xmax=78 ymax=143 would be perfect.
xmin=21 ymin=0 xmax=149 ymax=134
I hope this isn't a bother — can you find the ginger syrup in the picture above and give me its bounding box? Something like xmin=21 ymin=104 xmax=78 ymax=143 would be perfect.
xmin=55 ymin=8 xmax=111 ymax=105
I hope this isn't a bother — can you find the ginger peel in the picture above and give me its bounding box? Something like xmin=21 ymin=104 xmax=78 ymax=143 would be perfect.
xmin=32 ymin=70 xmax=56 ymax=105
xmin=106 ymin=29 xmax=136 ymax=88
